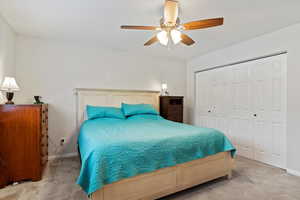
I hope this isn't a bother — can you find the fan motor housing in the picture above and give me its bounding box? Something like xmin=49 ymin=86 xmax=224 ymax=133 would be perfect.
xmin=164 ymin=0 xmax=179 ymax=26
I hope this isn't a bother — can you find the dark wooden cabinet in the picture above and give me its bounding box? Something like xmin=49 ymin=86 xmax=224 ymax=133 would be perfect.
xmin=160 ymin=96 xmax=184 ymax=123
xmin=0 ymin=104 xmax=48 ymax=188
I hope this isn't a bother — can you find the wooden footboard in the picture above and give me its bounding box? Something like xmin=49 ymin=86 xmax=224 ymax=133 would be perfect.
xmin=91 ymin=152 xmax=234 ymax=200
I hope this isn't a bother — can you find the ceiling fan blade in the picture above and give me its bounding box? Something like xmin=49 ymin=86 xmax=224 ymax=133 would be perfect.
xmin=164 ymin=0 xmax=179 ymax=26
xmin=120 ymin=25 xmax=159 ymax=30
xmin=144 ymin=36 xmax=158 ymax=46
xmin=181 ymin=33 xmax=195 ymax=46
xmin=182 ymin=18 xmax=224 ymax=30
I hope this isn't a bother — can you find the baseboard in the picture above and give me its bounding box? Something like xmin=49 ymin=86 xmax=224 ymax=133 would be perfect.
xmin=287 ymin=168 xmax=300 ymax=177
xmin=48 ymin=152 xmax=78 ymax=161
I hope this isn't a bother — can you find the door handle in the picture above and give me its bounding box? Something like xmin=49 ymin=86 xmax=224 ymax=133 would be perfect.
xmin=208 ymin=110 xmax=211 ymax=113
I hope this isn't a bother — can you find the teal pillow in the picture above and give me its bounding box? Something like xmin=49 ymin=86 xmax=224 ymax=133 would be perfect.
xmin=121 ymin=103 xmax=158 ymax=117
xmin=86 ymin=105 xmax=125 ymax=120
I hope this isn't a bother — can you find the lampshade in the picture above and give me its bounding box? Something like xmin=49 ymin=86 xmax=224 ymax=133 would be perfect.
xmin=0 ymin=77 xmax=20 ymax=92
xmin=157 ymin=31 xmax=169 ymax=46
xmin=170 ymin=29 xmax=182 ymax=44
xmin=161 ymin=83 xmax=168 ymax=90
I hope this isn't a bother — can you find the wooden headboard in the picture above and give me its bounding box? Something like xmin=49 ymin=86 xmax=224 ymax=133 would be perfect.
xmin=74 ymin=88 xmax=160 ymax=128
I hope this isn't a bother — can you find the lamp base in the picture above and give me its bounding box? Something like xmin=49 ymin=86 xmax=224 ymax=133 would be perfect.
xmin=161 ymin=90 xmax=169 ymax=96
xmin=5 ymin=92 xmax=14 ymax=104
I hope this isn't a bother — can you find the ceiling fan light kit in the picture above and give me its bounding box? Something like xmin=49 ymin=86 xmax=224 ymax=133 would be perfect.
xmin=170 ymin=29 xmax=182 ymax=44
xmin=157 ymin=31 xmax=169 ymax=46
xmin=121 ymin=0 xmax=224 ymax=47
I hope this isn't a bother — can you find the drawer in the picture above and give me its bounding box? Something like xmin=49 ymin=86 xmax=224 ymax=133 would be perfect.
xmin=41 ymin=143 xmax=48 ymax=154
xmin=104 ymin=167 xmax=177 ymax=200
xmin=41 ymin=149 xmax=48 ymax=157
xmin=41 ymin=128 xmax=48 ymax=136
xmin=178 ymin=157 xmax=227 ymax=186
xmin=41 ymin=115 xmax=48 ymax=123
xmin=41 ymin=155 xmax=48 ymax=165
xmin=40 ymin=135 xmax=48 ymax=146
xmin=167 ymin=107 xmax=182 ymax=114
xmin=167 ymin=108 xmax=183 ymax=115
xmin=167 ymin=116 xmax=183 ymax=123
xmin=168 ymin=104 xmax=183 ymax=109
xmin=169 ymin=98 xmax=183 ymax=105
xmin=41 ymin=105 xmax=48 ymax=113
xmin=167 ymin=109 xmax=183 ymax=119
xmin=41 ymin=106 xmax=48 ymax=124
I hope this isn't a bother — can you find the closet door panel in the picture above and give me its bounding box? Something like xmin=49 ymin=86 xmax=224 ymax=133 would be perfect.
xmin=213 ymin=68 xmax=226 ymax=132
xmin=249 ymin=55 xmax=286 ymax=168
xmin=196 ymin=71 xmax=212 ymax=128
xmin=233 ymin=63 xmax=253 ymax=159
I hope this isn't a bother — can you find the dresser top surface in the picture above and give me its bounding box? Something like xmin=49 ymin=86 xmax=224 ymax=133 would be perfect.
xmin=159 ymin=96 xmax=184 ymax=98
xmin=0 ymin=104 xmax=47 ymax=106
xmin=0 ymin=104 xmax=48 ymax=109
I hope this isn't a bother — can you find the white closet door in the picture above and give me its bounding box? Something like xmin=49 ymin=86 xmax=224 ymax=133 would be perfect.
xmin=249 ymin=55 xmax=286 ymax=168
xmin=211 ymin=66 xmax=236 ymax=148
xmin=231 ymin=62 xmax=254 ymax=159
xmin=196 ymin=64 xmax=253 ymax=159
xmin=196 ymin=69 xmax=225 ymax=129
xmin=195 ymin=70 xmax=209 ymax=127
xmin=195 ymin=54 xmax=286 ymax=168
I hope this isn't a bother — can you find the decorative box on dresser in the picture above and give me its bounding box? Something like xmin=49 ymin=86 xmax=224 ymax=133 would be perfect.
xmin=159 ymin=96 xmax=184 ymax=123
xmin=0 ymin=104 xmax=48 ymax=188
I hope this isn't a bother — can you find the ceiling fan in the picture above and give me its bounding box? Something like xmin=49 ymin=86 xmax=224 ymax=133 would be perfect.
xmin=120 ymin=0 xmax=224 ymax=47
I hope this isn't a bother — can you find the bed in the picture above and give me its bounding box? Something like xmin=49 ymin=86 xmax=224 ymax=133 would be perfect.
xmin=75 ymin=88 xmax=235 ymax=200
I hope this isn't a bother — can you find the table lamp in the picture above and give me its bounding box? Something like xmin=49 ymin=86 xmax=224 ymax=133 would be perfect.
xmin=161 ymin=83 xmax=169 ymax=96
xmin=0 ymin=77 xmax=20 ymax=104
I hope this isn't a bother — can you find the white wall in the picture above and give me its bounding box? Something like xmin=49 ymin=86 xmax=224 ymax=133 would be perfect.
xmin=187 ymin=23 xmax=300 ymax=174
xmin=0 ymin=15 xmax=15 ymax=102
xmin=15 ymin=36 xmax=186 ymax=157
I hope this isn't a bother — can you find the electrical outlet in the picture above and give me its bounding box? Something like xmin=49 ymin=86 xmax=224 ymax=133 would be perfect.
xmin=60 ymin=138 xmax=66 ymax=146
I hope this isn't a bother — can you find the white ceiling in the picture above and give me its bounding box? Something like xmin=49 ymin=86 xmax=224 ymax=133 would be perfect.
xmin=1 ymin=0 xmax=300 ymax=60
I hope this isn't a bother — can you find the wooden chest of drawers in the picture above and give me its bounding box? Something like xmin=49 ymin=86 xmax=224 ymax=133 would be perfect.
xmin=159 ymin=96 xmax=184 ymax=123
xmin=0 ymin=104 xmax=48 ymax=188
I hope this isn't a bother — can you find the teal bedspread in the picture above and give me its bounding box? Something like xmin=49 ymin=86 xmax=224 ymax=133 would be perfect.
xmin=77 ymin=114 xmax=235 ymax=195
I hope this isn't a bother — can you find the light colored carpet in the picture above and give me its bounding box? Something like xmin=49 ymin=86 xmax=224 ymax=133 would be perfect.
xmin=0 ymin=156 xmax=299 ymax=200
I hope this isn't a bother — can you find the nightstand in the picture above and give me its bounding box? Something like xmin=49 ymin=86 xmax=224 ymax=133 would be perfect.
xmin=159 ymin=96 xmax=184 ymax=123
